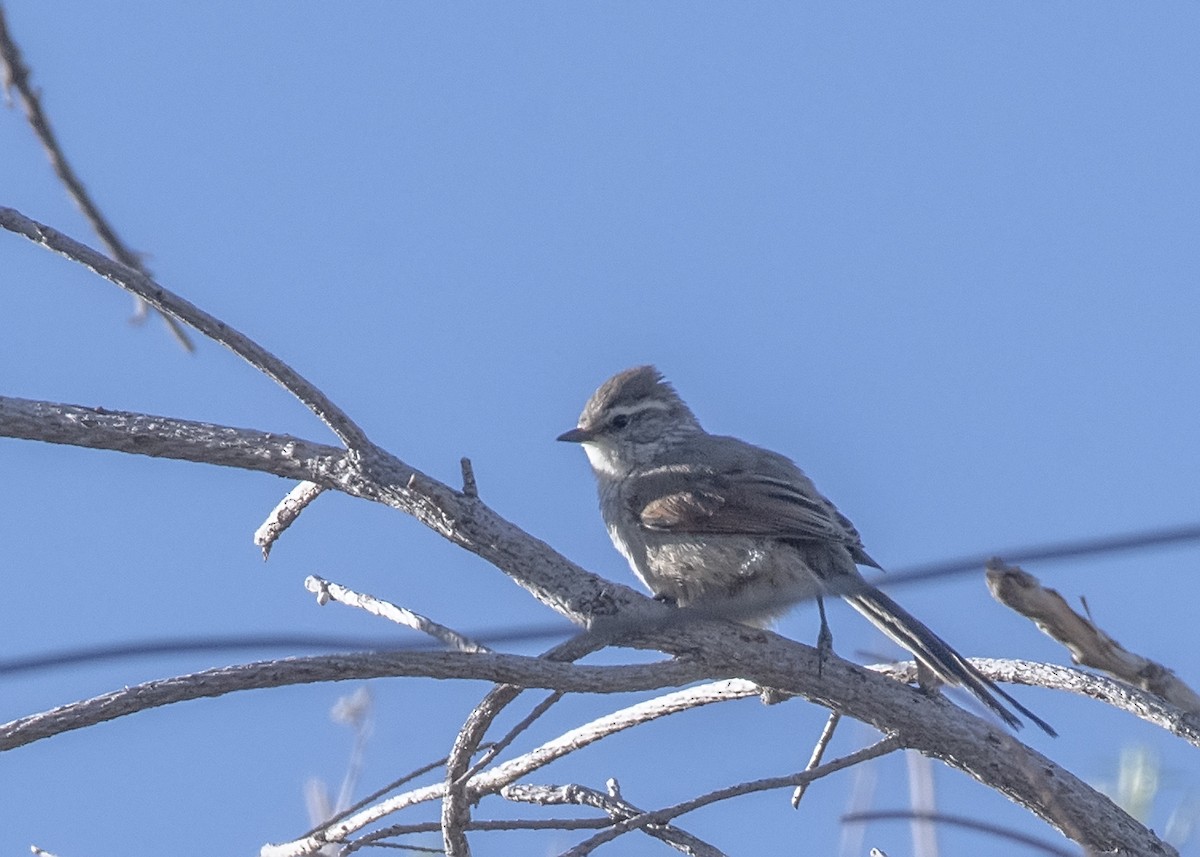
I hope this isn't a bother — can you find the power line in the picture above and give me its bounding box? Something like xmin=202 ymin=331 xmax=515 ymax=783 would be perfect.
xmin=883 ymin=521 xmax=1200 ymax=589
xmin=4 ymin=521 xmax=1198 ymax=679
xmin=0 ymin=628 xmax=575 ymax=677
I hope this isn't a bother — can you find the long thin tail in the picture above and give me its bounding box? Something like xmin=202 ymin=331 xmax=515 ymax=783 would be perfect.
xmin=844 ymin=585 xmax=1056 ymax=736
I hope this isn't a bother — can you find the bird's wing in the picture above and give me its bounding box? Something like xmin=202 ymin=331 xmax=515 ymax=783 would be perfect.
xmin=631 ymin=464 xmax=859 ymax=548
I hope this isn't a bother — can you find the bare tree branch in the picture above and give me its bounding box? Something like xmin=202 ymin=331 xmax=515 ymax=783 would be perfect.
xmin=0 ymin=389 xmax=645 ymax=634
xmin=240 ymin=646 xmax=1179 ymax=855
xmin=792 ymin=711 xmax=841 ymax=807
xmin=0 ymin=206 xmax=367 ymax=448
xmin=441 ymin=634 xmax=610 ymax=856
xmin=305 ymin=576 xmax=489 ymax=653
xmin=0 ymin=394 xmax=1178 ymax=857
xmin=343 ymin=817 xmax=613 ymax=854
xmin=679 ymin=632 xmax=1174 ymax=856
xmin=0 ymin=652 xmax=713 ymax=752
xmin=270 ymin=679 xmax=763 ymax=856
xmin=0 ymin=388 xmax=647 ymax=628
xmin=0 ymin=209 xmax=1182 ymax=856
xmin=878 ymin=657 xmax=1200 ymax=748
xmin=443 ymin=685 xmax=521 ymax=856
xmin=464 ymin=691 xmax=565 ymax=782
xmin=988 ymin=560 xmax=1200 ymax=714
xmin=0 ymin=9 xmax=193 ymax=349
xmin=0 ymin=395 xmax=348 ymax=479
xmin=504 ymin=782 xmax=726 ymax=856
xmin=554 ymin=736 xmax=904 ymax=856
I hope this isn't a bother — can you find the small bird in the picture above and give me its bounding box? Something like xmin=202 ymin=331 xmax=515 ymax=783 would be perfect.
xmin=558 ymin=365 xmax=1054 ymax=735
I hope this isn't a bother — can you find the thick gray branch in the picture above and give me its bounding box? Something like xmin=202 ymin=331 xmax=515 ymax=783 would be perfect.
xmin=0 ymin=393 xmax=653 ymax=625
xmin=0 ymin=395 xmax=346 ymax=481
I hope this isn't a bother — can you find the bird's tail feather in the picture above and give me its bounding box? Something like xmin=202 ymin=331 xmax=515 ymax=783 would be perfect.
xmin=844 ymin=585 xmax=1056 ymax=736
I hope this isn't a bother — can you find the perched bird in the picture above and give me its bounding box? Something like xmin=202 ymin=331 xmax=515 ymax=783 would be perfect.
xmin=558 ymin=365 xmax=1053 ymax=734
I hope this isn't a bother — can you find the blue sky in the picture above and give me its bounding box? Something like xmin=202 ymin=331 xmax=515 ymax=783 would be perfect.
xmin=2 ymin=4 xmax=1199 ymax=855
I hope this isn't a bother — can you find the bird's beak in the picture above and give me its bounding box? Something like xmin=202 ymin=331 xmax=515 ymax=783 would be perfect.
xmin=556 ymin=427 xmax=594 ymax=443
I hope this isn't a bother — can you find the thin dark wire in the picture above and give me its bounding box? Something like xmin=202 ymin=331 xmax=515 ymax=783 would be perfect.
xmin=884 ymin=521 xmax=1200 ymax=589
xmin=3 ymin=522 xmax=1198 ymax=679
xmin=0 ymin=630 xmax=572 ymax=677
xmin=841 ymin=810 xmax=1079 ymax=857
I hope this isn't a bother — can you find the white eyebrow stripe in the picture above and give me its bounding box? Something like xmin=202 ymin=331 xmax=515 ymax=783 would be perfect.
xmin=607 ymin=400 xmax=670 ymax=419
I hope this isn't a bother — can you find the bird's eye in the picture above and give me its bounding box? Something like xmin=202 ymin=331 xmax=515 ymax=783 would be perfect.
xmin=610 ymin=414 xmax=630 ymax=430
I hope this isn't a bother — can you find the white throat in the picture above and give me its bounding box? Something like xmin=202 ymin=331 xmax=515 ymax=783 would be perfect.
xmin=582 ymin=442 xmax=624 ymax=479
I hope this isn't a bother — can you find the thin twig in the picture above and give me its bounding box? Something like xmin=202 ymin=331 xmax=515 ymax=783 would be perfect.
xmin=464 ymin=691 xmax=565 ymax=781
xmin=558 ymin=736 xmax=904 ymax=856
xmin=504 ymin=782 xmax=726 ymax=856
xmin=305 ymin=750 xmax=490 ymax=843
xmin=341 ymin=816 xmax=613 ymax=854
xmin=283 ymin=679 xmax=761 ymax=857
xmin=792 ymin=711 xmax=841 ymax=807
xmin=305 ymin=576 xmax=488 ymax=653
xmin=0 ymin=8 xmax=194 ymax=350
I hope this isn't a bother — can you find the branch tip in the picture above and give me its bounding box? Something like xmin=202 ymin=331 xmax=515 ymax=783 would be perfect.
xmin=305 ymin=575 xmax=332 ymax=606
xmin=255 ymin=481 xmax=325 ymax=559
xmin=460 ymin=457 xmax=478 ymax=498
